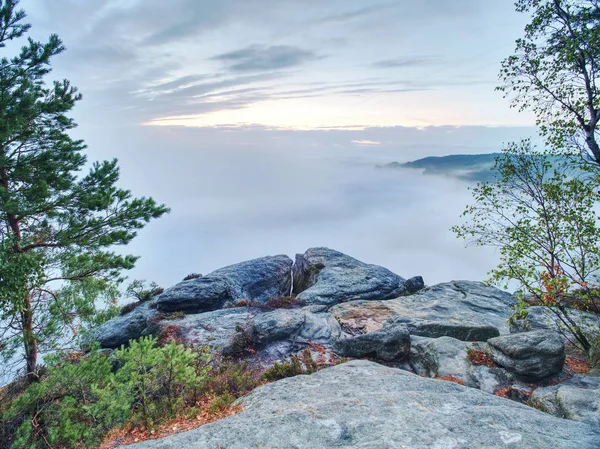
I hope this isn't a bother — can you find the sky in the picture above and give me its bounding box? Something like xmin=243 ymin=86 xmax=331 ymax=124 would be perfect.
xmin=11 ymin=0 xmax=541 ymax=292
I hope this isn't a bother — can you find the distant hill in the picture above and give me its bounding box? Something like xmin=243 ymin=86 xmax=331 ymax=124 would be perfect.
xmin=378 ymin=153 xmax=502 ymax=183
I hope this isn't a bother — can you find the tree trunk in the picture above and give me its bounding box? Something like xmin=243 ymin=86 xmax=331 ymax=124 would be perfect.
xmin=21 ymin=292 xmax=38 ymax=382
xmin=585 ymin=132 xmax=600 ymax=166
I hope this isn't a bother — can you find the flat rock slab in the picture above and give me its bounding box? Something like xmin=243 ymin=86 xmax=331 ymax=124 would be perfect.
xmin=487 ymin=330 xmax=565 ymax=381
xmin=293 ymin=247 xmax=410 ymax=306
xmin=157 ymin=255 xmax=293 ymax=312
xmin=125 ymin=360 xmax=600 ymax=449
xmin=331 ymin=281 xmax=516 ymax=341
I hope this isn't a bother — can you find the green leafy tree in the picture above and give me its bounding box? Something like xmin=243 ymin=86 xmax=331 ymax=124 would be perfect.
xmin=498 ymin=0 xmax=600 ymax=165
xmin=453 ymin=141 xmax=600 ymax=354
xmin=0 ymin=0 xmax=169 ymax=381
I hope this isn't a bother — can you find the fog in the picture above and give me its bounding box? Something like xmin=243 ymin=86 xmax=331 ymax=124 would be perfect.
xmin=74 ymin=125 xmax=537 ymax=294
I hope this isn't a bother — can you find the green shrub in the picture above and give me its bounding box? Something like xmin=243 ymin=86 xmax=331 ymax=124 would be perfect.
xmin=261 ymin=349 xmax=317 ymax=382
xmin=2 ymin=337 xmax=211 ymax=449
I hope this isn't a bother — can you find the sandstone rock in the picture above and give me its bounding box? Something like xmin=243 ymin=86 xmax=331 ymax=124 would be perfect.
xmin=331 ymin=281 xmax=515 ymax=341
xmin=153 ymin=307 xmax=254 ymax=353
xmin=156 ymin=255 xmax=293 ymax=312
xmin=211 ymin=254 xmax=293 ymax=303
xmin=487 ymin=330 xmax=565 ymax=380
xmin=334 ymin=318 xmax=410 ymax=361
xmin=253 ymin=308 xmax=305 ymax=345
xmin=510 ymin=305 xmax=600 ymax=336
xmin=409 ymin=336 xmax=507 ymax=393
xmin=124 ymin=360 xmax=600 ymax=449
xmin=293 ymin=247 xmax=410 ymax=305
xmin=530 ymin=374 xmax=600 ymax=425
xmin=91 ymin=300 xmax=159 ymax=349
xmin=156 ymin=275 xmax=233 ymax=313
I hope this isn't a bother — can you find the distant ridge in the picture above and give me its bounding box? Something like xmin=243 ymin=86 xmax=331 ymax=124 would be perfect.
xmin=378 ymin=153 xmax=502 ymax=183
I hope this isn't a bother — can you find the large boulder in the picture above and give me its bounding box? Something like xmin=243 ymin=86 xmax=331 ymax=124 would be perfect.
xmin=292 ymin=247 xmax=413 ymax=306
xmin=487 ymin=330 xmax=565 ymax=381
xmin=333 ymin=317 xmax=410 ymax=361
xmin=91 ymin=300 xmax=160 ymax=349
xmin=530 ymin=374 xmax=600 ymax=425
xmin=330 ymin=281 xmax=516 ymax=341
xmin=157 ymin=255 xmax=293 ymax=312
xmin=125 ymin=360 xmax=600 ymax=449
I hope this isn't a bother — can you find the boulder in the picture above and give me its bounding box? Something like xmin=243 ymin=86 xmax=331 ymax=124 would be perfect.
xmin=334 ymin=318 xmax=410 ymax=361
xmin=153 ymin=308 xmax=254 ymax=354
xmin=91 ymin=300 xmax=159 ymax=349
xmin=156 ymin=255 xmax=293 ymax=312
xmin=409 ymin=336 xmax=508 ymax=393
xmin=487 ymin=330 xmax=565 ymax=381
xmin=124 ymin=360 xmax=600 ymax=449
xmin=253 ymin=308 xmax=305 ymax=345
xmin=211 ymin=255 xmax=293 ymax=303
xmin=530 ymin=374 xmax=600 ymax=425
xmin=293 ymin=247 xmax=411 ymax=306
xmin=156 ymin=275 xmax=233 ymax=313
xmin=330 ymin=281 xmax=516 ymax=341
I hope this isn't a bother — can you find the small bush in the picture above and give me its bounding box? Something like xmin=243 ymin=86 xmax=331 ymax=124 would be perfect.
xmin=120 ymin=300 xmax=143 ymax=315
xmin=183 ymin=273 xmax=202 ymax=281
xmin=230 ymin=299 xmax=250 ymax=308
xmin=165 ymin=311 xmax=186 ymax=321
xmin=264 ymin=295 xmax=301 ymax=309
xmin=126 ymin=280 xmax=164 ymax=302
xmin=261 ymin=350 xmax=318 ymax=382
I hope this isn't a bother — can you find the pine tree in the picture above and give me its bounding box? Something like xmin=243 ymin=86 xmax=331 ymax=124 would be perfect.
xmin=0 ymin=0 xmax=169 ymax=381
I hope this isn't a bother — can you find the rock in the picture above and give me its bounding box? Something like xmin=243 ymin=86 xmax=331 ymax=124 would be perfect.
xmin=156 ymin=275 xmax=233 ymax=313
xmin=124 ymin=360 xmax=600 ymax=449
xmin=511 ymin=305 xmax=600 ymax=337
xmin=253 ymin=309 xmax=305 ymax=345
xmin=293 ymin=247 xmax=410 ymax=306
xmin=487 ymin=330 xmax=565 ymax=380
xmin=211 ymin=255 xmax=293 ymax=303
xmin=91 ymin=300 xmax=159 ymax=349
xmin=405 ymin=275 xmax=425 ymax=293
xmin=156 ymin=255 xmax=293 ymax=312
xmin=334 ymin=318 xmax=410 ymax=361
xmin=409 ymin=336 xmax=507 ymax=393
xmin=153 ymin=308 xmax=254 ymax=354
xmin=331 ymin=281 xmax=516 ymax=341
xmin=530 ymin=374 xmax=600 ymax=425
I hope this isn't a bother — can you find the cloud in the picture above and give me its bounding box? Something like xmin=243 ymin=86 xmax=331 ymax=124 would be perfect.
xmin=352 ymin=140 xmax=381 ymax=146
xmin=317 ymin=4 xmax=390 ymax=24
xmin=211 ymin=45 xmax=320 ymax=72
xmin=373 ymin=57 xmax=436 ymax=69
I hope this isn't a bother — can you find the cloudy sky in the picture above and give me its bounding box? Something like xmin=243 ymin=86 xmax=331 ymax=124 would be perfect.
xmin=22 ymin=0 xmax=535 ymax=130
xmin=12 ymin=0 xmax=540 ymax=291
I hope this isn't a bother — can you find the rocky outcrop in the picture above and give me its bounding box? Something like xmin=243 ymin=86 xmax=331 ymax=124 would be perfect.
xmin=292 ymin=247 xmax=412 ymax=305
xmin=330 ymin=281 xmax=516 ymax=341
xmin=530 ymin=374 xmax=600 ymax=425
xmin=156 ymin=255 xmax=293 ymax=312
xmin=333 ymin=317 xmax=410 ymax=361
xmin=487 ymin=330 xmax=565 ymax=381
xmin=125 ymin=360 xmax=600 ymax=449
